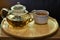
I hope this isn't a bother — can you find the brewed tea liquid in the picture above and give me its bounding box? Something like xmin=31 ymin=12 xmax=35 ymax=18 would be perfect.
xmin=36 ymin=12 xmax=47 ymax=15
xmin=7 ymin=15 xmax=27 ymax=27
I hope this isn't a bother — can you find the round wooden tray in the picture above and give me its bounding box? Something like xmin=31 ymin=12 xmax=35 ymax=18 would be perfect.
xmin=1 ymin=17 xmax=59 ymax=38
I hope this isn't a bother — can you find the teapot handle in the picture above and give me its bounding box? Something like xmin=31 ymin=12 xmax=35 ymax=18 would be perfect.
xmin=1 ymin=8 xmax=9 ymax=19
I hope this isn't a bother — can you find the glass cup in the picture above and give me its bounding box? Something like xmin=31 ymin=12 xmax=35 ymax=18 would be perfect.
xmin=33 ymin=10 xmax=49 ymax=24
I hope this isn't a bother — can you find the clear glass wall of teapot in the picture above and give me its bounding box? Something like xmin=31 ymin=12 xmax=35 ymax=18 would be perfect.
xmin=1 ymin=2 xmax=28 ymax=18
xmin=1 ymin=2 xmax=33 ymax=27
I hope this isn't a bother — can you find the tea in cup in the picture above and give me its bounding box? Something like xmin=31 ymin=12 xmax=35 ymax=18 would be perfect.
xmin=33 ymin=10 xmax=49 ymax=24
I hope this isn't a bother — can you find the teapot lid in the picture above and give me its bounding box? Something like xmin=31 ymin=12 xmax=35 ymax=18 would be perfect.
xmin=11 ymin=2 xmax=26 ymax=10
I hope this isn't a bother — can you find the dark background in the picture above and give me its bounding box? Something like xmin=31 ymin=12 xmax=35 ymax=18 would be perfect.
xmin=0 ymin=0 xmax=60 ymax=25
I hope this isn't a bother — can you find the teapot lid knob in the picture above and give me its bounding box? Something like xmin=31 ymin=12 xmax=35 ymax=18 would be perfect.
xmin=17 ymin=2 xmax=21 ymax=5
xmin=17 ymin=2 xmax=20 ymax=4
xmin=11 ymin=2 xmax=26 ymax=11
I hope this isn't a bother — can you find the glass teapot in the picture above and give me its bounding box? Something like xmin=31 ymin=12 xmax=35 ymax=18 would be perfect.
xmin=1 ymin=2 xmax=33 ymax=27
